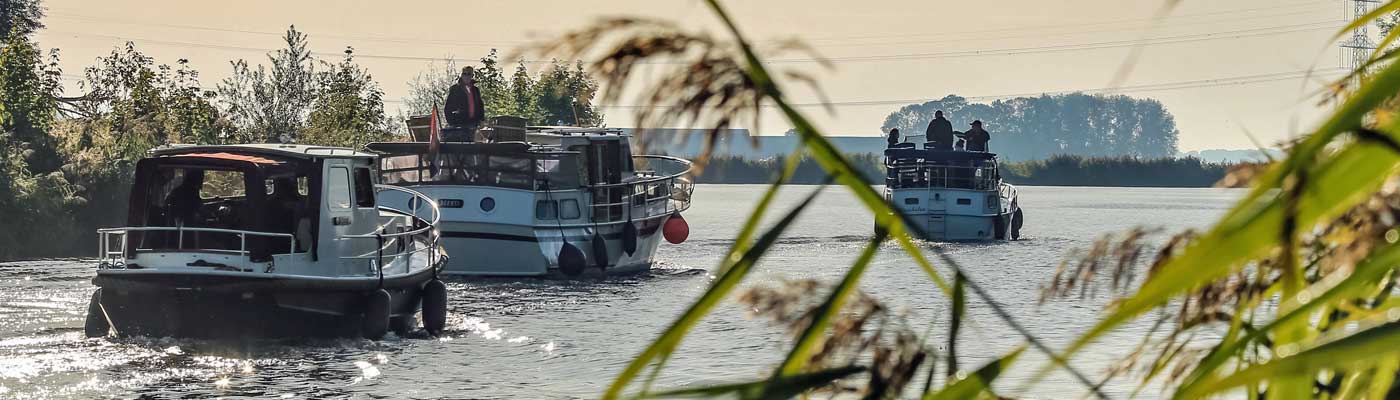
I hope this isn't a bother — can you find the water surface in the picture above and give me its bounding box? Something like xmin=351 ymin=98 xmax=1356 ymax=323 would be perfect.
xmin=0 ymin=185 xmax=1241 ymax=399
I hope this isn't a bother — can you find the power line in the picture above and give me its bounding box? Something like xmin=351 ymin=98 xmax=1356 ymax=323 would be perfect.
xmin=592 ymin=68 xmax=1349 ymax=109
xmin=44 ymin=1 xmax=1333 ymax=51
xmin=800 ymin=0 xmax=1336 ymax=44
xmin=768 ymin=21 xmax=1341 ymax=63
xmin=805 ymin=2 xmax=1338 ymax=48
xmin=45 ymin=20 xmax=1341 ymax=66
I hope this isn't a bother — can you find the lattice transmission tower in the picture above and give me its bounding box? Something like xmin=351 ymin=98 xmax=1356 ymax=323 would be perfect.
xmin=1341 ymin=0 xmax=1383 ymax=71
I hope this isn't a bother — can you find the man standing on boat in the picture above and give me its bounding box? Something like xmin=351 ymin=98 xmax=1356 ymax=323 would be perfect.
xmin=925 ymin=110 xmax=954 ymax=150
xmin=964 ymin=120 xmax=991 ymax=152
xmin=444 ymin=66 xmax=485 ymax=142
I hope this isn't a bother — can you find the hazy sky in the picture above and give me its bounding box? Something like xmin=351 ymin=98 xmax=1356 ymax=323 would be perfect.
xmin=33 ymin=0 xmax=1354 ymax=151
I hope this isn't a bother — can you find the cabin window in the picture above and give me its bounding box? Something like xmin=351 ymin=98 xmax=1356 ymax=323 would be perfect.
xmin=199 ymin=170 xmax=246 ymax=199
xmin=328 ymin=167 xmax=352 ymax=210
xmin=536 ymin=200 xmax=557 ymax=220
xmin=381 ymin=155 xmax=421 ymax=184
xmin=559 ymin=199 xmax=581 ymax=220
xmin=904 ymin=198 xmax=919 ymax=205
xmin=354 ymin=168 xmax=375 ymax=208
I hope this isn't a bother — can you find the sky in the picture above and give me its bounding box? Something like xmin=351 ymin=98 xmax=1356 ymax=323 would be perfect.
xmin=32 ymin=0 xmax=1358 ymax=151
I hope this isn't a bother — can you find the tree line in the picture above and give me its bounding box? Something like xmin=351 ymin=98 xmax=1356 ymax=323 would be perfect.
xmin=693 ymin=153 xmax=1231 ymax=187
xmin=881 ymin=94 xmax=1181 ymax=161
xmin=0 ymin=0 xmax=602 ymax=260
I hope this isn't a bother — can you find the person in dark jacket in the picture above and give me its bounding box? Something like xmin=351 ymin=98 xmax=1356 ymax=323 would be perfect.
xmin=886 ymin=128 xmax=900 ymax=147
xmin=925 ymin=110 xmax=954 ymax=150
xmin=964 ymin=120 xmax=990 ymax=152
xmin=444 ymin=66 xmax=485 ymax=141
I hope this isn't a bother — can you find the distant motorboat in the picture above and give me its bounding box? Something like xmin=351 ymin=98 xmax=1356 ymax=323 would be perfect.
xmin=881 ymin=146 xmax=1023 ymax=241
xmin=87 ymin=144 xmax=449 ymax=340
xmin=365 ymin=117 xmax=694 ymax=278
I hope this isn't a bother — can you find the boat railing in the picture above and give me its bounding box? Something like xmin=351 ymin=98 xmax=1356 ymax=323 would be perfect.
xmin=97 ymin=226 xmax=296 ymax=270
xmin=338 ymin=185 xmax=443 ymax=277
xmin=586 ymin=155 xmax=694 ymax=223
xmin=886 ymin=160 xmax=999 ymax=190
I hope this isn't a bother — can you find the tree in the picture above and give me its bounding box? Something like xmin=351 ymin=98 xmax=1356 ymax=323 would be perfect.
xmin=401 ymin=57 xmax=458 ymax=117
xmin=534 ymin=60 xmax=602 ymax=126
xmin=0 ymin=8 xmax=62 ymax=172
xmin=302 ymin=48 xmax=395 ymax=148
xmin=218 ymin=26 xmax=318 ymax=143
xmin=0 ymin=0 xmax=44 ymax=41
xmin=401 ymin=52 xmax=604 ymax=128
xmin=71 ymin=42 xmax=227 ymax=160
xmin=880 ymin=93 xmax=1179 ymax=161
xmin=509 ymin=60 xmax=543 ymax=122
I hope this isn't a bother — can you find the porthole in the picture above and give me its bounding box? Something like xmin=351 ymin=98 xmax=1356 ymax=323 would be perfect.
xmin=480 ymin=197 xmax=497 ymax=212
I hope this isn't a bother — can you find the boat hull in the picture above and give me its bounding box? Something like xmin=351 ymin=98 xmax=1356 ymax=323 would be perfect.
xmin=886 ymin=187 xmax=1019 ymax=241
xmin=439 ymin=215 xmax=669 ymax=277
xmin=92 ymin=267 xmax=436 ymax=339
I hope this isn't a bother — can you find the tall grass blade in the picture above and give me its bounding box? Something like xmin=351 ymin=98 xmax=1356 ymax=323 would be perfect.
xmin=923 ymin=346 xmax=1026 ymax=400
xmin=773 ymin=229 xmax=889 ymax=378
xmin=1180 ymin=320 xmax=1400 ymax=399
xmin=1055 ymin=81 xmax=1400 ymax=375
xmin=1178 ymin=241 xmax=1400 ymax=392
xmin=605 ymin=159 xmax=811 ymax=400
xmin=641 ymin=366 xmax=866 ymax=400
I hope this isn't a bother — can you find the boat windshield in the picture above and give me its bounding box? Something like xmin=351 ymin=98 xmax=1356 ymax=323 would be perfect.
xmin=126 ymin=156 xmax=315 ymax=260
xmin=380 ymin=152 xmax=583 ymax=190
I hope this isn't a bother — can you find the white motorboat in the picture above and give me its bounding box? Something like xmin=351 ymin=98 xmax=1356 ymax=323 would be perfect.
xmin=366 ymin=125 xmax=694 ymax=277
xmin=86 ymin=144 xmax=448 ymax=340
xmin=881 ymin=147 xmax=1024 ymax=241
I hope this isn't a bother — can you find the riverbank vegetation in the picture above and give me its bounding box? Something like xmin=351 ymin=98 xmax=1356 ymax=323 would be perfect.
xmin=0 ymin=1 xmax=603 ymax=260
xmin=694 ymin=153 xmax=1232 ymax=187
xmin=533 ymin=0 xmax=1400 ymax=398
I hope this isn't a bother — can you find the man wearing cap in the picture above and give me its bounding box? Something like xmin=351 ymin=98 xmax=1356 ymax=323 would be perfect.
xmin=964 ymin=120 xmax=991 ymax=152
xmin=444 ymin=66 xmax=485 ymax=141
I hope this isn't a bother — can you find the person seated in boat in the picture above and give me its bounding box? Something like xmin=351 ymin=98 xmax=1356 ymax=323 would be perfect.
xmin=161 ymin=172 xmax=204 ymax=250
xmin=886 ymin=128 xmax=915 ymax=149
xmin=265 ymin=177 xmax=309 ymax=253
xmin=443 ymin=66 xmax=485 ymax=142
xmin=165 ymin=172 xmax=204 ymax=227
xmin=964 ymin=120 xmax=991 ymax=152
xmin=925 ymin=110 xmax=954 ymax=150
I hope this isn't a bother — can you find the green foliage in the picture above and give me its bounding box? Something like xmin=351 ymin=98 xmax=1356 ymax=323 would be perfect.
xmin=73 ymin=42 xmax=229 ymax=160
xmin=400 ymin=51 xmax=602 ymax=127
xmin=693 ymin=153 xmax=1231 ymax=187
xmin=217 ymin=26 xmax=318 ymax=143
xmin=302 ymin=48 xmax=395 ymax=148
xmin=882 ymin=93 xmax=1181 ymax=161
xmin=1001 ymin=154 xmax=1232 ymax=187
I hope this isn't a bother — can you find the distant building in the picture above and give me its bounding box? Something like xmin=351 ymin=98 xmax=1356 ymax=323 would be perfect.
xmin=619 ymin=128 xmax=887 ymax=159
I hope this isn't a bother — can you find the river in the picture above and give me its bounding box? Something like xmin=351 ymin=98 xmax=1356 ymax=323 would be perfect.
xmin=0 ymin=184 xmax=1241 ymax=399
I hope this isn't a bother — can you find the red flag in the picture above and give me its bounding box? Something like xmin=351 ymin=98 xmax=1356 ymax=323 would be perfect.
xmin=428 ymin=106 xmax=441 ymax=175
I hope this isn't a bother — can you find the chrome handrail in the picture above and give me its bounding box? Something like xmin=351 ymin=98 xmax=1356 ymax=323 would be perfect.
xmin=338 ymin=185 xmax=444 ymax=278
xmin=577 ymin=155 xmax=695 ymax=223
xmin=97 ymin=226 xmax=297 ymax=269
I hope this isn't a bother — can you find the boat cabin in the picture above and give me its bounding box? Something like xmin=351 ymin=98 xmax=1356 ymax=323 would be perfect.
xmin=368 ymin=127 xmax=636 ymax=190
xmin=884 ymin=148 xmax=1001 ymax=191
xmin=106 ymin=144 xmax=392 ymax=274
